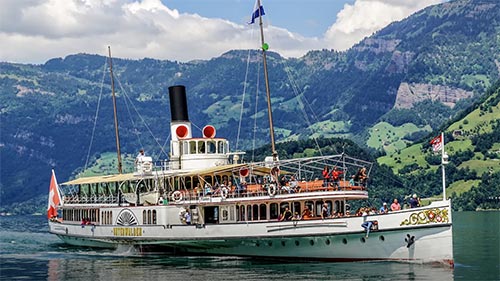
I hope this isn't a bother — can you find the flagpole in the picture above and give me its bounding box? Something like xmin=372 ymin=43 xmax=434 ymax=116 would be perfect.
xmin=256 ymin=0 xmax=277 ymax=161
xmin=441 ymin=132 xmax=447 ymax=201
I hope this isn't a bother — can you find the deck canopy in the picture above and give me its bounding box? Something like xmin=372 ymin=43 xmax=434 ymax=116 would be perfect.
xmin=61 ymin=163 xmax=278 ymax=186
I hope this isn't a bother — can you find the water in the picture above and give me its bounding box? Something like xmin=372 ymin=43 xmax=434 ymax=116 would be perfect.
xmin=0 ymin=212 xmax=498 ymax=281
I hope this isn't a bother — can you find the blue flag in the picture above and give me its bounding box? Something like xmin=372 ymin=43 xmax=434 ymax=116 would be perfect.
xmin=248 ymin=5 xmax=265 ymax=24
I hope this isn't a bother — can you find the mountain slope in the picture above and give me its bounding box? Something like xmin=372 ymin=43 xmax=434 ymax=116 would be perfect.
xmin=377 ymin=79 xmax=500 ymax=209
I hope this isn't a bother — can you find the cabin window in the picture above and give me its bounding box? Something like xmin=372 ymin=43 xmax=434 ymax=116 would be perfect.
xmin=325 ymin=200 xmax=332 ymax=216
xmin=152 ymin=210 xmax=157 ymax=224
xmin=247 ymin=205 xmax=252 ymax=221
xmin=238 ymin=205 xmax=246 ymax=221
xmin=280 ymin=202 xmax=289 ymax=212
xmin=333 ymin=201 xmax=341 ymax=214
xmin=147 ymin=210 xmax=152 ymax=224
xmin=218 ymin=141 xmax=224 ymax=154
xmin=259 ymin=204 xmax=267 ymax=220
xmin=198 ymin=141 xmax=205 ymax=153
xmin=221 ymin=207 xmax=229 ymax=221
xmin=305 ymin=201 xmax=314 ymax=216
xmin=189 ymin=141 xmax=197 ymax=154
xmin=229 ymin=206 xmax=235 ymax=221
xmin=252 ymin=204 xmax=259 ymax=221
xmin=292 ymin=202 xmax=301 ymax=215
xmin=142 ymin=210 xmax=147 ymax=224
xmin=270 ymin=203 xmax=279 ymax=220
xmin=315 ymin=201 xmax=323 ymax=217
xmin=207 ymin=141 xmax=216 ymax=153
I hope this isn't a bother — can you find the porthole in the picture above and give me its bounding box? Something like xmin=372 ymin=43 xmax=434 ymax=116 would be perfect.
xmin=281 ymin=241 xmax=286 ymax=247
xmin=379 ymin=235 xmax=385 ymax=241
xmin=342 ymin=238 xmax=348 ymax=244
xmin=295 ymin=240 xmax=300 ymax=246
xmin=309 ymin=240 xmax=314 ymax=246
xmin=268 ymin=241 xmax=273 ymax=247
xmin=360 ymin=237 xmax=366 ymax=243
xmin=256 ymin=242 xmax=260 ymax=247
xmin=325 ymin=239 xmax=331 ymax=245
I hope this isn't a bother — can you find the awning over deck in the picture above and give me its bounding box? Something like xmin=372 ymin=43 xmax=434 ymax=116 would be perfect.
xmin=62 ymin=173 xmax=138 ymax=185
xmin=61 ymin=163 xmax=279 ymax=185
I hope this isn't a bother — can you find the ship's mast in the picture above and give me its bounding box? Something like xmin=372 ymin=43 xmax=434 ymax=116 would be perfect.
xmin=257 ymin=0 xmax=278 ymax=160
xmin=108 ymin=46 xmax=123 ymax=174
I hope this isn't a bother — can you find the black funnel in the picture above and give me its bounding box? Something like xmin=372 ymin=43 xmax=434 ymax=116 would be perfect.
xmin=168 ymin=85 xmax=189 ymax=122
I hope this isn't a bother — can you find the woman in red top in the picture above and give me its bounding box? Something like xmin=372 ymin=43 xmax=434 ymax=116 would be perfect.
xmin=322 ymin=166 xmax=330 ymax=187
xmin=331 ymin=166 xmax=343 ymax=190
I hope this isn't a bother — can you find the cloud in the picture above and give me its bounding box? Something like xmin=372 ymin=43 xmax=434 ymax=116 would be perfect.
xmin=0 ymin=0 xmax=445 ymax=64
xmin=324 ymin=0 xmax=445 ymax=51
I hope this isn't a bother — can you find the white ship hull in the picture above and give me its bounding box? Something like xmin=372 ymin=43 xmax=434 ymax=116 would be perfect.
xmin=49 ymin=200 xmax=453 ymax=265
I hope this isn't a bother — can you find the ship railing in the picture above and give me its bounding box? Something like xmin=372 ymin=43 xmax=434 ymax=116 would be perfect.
xmin=166 ymin=179 xmax=366 ymax=204
xmin=62 ymin=194 xmax=119 ymax=204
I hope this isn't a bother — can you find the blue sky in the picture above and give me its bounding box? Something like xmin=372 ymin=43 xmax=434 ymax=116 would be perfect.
xmin=0 ymin=0 xmax=444 ymax=64
xmin=160 ymin=0 xmax=356 ymax=37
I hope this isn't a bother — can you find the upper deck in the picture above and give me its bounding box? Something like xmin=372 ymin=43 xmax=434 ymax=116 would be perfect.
xmin=60 ymin=154 xmax=371 ymax=206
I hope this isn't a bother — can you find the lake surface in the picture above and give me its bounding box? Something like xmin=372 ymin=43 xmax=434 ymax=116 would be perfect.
xmin=0 ymin=211 xmax=498 ymax=281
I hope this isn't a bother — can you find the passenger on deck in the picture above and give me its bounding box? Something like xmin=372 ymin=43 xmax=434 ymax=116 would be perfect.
xmin=390 ymin=199 xmax=401 ymax=211
xmin=321 ymin=203 xmax=330 ymax=219
xmin=135 ymin=149 xmax=145 ymax=165
xmin=204 ymin=183 xmax=212 ymax=196
xmin=301 ymin=206 xmax=312 ymax=219
xmin=331 ymin=166 xmax=343 ymax=190
xmin=289 ymin=176 xmax=299 ymax=193
xmin=409 ymin=194 xmax=421 ymax=208
xmin=195 ymin=184 xmax=203 ymax=197
xmin=292 ymin=212 xmax=301 ymax=220
xmin=379 ymin=202 xmax=389 ymax=214
xmin=361 ymin=220 xmax=378 ymax=238
xmin=212 ymin=183 xmax=221 ymax=195
xmin=279 ymin=207 xmax=293 ymax=221
xmin=349 ymin=175 xmax=355 ymax=187
xmin=357 ymin=167 xmax=368 ymax=186
xmin=279 ymin=176 xmax=288 ymax=187
xmin=322 ymin=166 xmax=330 ymax=187
xmin=184 ymin=209 xmax=191 ymax=225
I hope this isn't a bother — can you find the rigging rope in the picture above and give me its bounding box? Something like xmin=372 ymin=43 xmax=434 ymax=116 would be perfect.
xmin=84 ymin=58 xmax=108 ymax=170
xmin=282 ymin=59 xmax=340 ymax=156
xmin=251 ymin=60 xmax=262 ymax=162
xmin=114 ymin=76 xmax=170 ymax=160
xmin=236 ymin=48 xmax=253 ymax=151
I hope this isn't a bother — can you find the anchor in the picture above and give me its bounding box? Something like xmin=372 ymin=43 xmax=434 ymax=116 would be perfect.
xmin=405 ymin=233 xmax=415 ymax=248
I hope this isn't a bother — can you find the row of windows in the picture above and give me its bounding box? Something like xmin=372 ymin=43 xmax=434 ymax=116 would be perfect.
xmin=236 ymin=200 xmax=345 ymax=221
xmin=102 ymin=211 xmax=112 ymax=225
xmin=62 ymin=209 xmax=100 ymax=223
xmin=143 ymin=210 xmax=158 ymax=224
xmin=181 ymin=139 xmax=228 ymax=155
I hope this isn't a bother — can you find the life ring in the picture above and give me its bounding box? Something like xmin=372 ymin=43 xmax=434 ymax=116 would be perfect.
xmin=221 ymin=187 xmax=229 ymax=199
xmin=171 ymin=191 xmax=183 ymax=203
xmin=268 ymin=184 xmax=277 ymax=197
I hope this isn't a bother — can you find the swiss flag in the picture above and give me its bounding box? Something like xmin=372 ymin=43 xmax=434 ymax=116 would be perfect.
xmin=47 ymin=170 xmax=62 ymax=219
xmin=430 ymin=135 xmax=443 ymax=153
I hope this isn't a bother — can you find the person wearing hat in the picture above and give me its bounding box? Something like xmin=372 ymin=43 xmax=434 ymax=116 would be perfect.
xmin=379 ymin=202 xmax=389 ymax=214
xmin=409 ymin=194 xmax=421 ymax=208
xmin=135 ymin=149 xmax=145 ymax=165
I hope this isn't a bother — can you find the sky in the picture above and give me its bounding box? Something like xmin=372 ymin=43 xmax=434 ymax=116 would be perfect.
xmin=0 ymin=0 xmax=445 ymax=64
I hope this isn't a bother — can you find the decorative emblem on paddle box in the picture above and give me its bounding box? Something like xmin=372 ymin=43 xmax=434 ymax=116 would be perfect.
xmin=400 ymin=208 xmax=449 ymax=226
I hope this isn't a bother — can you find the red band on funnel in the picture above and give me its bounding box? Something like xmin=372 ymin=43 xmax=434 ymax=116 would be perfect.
xmin=203 ymin=125 xmax=216 ymax=138
xmin=176 ymin=125 xmax=189 ymax=139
